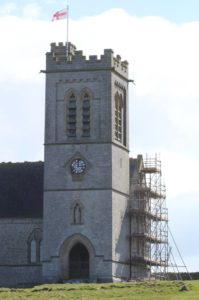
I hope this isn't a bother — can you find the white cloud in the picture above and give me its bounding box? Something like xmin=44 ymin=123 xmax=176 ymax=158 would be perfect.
xmin=161 ymin=150 xmax=199 ymax=197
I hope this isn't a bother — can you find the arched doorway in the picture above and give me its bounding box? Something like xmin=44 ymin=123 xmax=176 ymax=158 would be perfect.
xmin=69 ymin=243 xmax=89 ymax=279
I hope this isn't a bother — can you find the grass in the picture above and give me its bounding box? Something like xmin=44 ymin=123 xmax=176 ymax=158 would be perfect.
xmin=0 ymin=280 xmax=199 ymax=300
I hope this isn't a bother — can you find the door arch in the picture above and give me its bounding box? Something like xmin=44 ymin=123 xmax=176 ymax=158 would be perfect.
xmin=59 ymin=234 xmax=95 ymax=280
xmin=69 ymin=243 xmax=89 ymax=279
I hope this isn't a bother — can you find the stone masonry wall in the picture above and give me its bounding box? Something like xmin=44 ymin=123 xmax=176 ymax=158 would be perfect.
xmin=0 ymin=218 xmax=42 ymax=287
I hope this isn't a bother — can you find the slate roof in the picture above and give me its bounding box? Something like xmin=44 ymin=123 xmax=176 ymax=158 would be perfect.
xmin=0 ymin=161 xmax=43 ymax=218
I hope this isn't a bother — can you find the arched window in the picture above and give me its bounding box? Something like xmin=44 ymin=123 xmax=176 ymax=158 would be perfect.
xmin=82 ymin=92 xmax=91 ymax=137
xmin=28 ymin=228 xmax=42 ymax=264
xmin=114 ymin=89 xmax=126 ymax=146
xmin=115 ymin=92 xmax=123 ymax=143
xmin=39 ymin=240 xmax=42 ymax=263
xmin=67 ymin=92 xmax=77 ymax=137
xmin=30 ymin=240 xmax=37 ymax=263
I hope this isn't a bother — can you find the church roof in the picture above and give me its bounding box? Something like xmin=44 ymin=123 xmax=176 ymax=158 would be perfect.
xmin=129 ymin=155 xmax=143 ymax=178
xmin=0 ymin=161 xmax=43 ymax=218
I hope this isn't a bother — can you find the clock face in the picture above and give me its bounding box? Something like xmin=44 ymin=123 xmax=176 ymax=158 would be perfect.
xmin=71 ymin=159 xmax=86 ymax=174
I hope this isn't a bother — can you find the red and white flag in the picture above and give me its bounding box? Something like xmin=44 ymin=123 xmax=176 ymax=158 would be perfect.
xmin=52 ymin=8 xmax=67 ymax=21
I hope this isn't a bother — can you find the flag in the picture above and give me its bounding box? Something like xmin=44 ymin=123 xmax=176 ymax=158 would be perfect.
xmin=52 ymin=8 xmax=67 ymax=21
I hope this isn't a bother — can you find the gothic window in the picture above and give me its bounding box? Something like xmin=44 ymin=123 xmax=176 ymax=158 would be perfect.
xmin=39 ymin=240 xmax=43 ymax=262
xmin=82 ymin=92 xmax=91 ymax=137
xmin=67 ymin=92 xmax=77 ymax=137
xmin=30 ymin=240 xmax=37 ymax=263
xmin=115 ymin=92 xmax=123 ymax=143
xmin=114 ymin=89 xmax=126 ymax=146
xmin=28 ymin=228 xmax=42 ymax=264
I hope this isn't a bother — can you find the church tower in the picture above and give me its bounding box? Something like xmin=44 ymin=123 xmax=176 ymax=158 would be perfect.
xmin=42 ymin=42 xmax=130 ymax=282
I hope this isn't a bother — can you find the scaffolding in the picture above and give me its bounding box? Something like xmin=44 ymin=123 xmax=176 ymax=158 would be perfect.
xmin=129 ymin=154 xmax=168 ymax=279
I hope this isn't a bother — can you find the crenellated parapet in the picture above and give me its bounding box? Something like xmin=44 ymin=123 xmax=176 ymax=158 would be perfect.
xmin=45 ymin=42 xmax=128 ymax=79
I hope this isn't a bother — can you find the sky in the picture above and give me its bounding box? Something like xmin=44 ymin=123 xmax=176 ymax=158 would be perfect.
xmin=0 ymin=0 xmax=199 ymax=273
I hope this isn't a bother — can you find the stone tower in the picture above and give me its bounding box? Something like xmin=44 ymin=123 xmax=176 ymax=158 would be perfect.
xmin=42 ymin=42 xmax=130 ymax=282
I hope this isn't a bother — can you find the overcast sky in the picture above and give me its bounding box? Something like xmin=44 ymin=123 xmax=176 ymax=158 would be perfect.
xmin=0 ymin=0 xmax=199 ymax=272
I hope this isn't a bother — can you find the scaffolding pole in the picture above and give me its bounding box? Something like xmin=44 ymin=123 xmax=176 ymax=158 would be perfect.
xmin=129 ymin=154 xmax=169 ymax=280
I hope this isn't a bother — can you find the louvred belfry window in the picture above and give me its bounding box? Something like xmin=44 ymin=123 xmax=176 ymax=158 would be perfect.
xmin=67 ymin=93 xmax=76 ymax=137
xmin=82 ymin=92 xmax=90 ymax=137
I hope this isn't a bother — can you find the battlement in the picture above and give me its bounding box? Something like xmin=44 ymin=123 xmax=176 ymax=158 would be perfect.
xmin=46 ymin=42 xmax=128 ymax=78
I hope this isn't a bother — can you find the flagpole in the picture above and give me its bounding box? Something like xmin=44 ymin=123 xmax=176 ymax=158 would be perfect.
xmin=66 ymin=2 xmax=69 ymax=58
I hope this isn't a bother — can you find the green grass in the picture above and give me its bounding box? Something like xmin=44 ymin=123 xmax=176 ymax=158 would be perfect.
xmin=0 ymin=280 xmax=199 ymax=300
